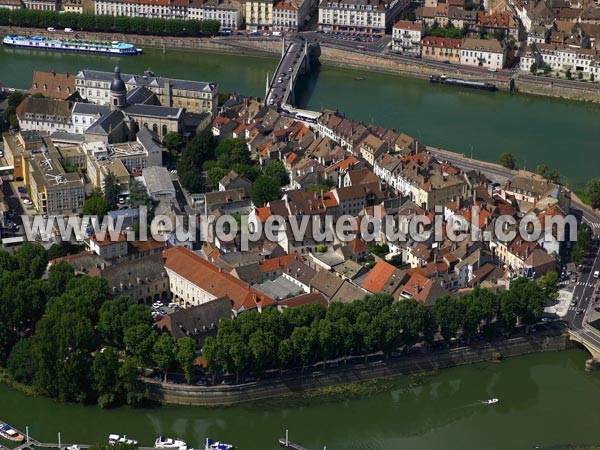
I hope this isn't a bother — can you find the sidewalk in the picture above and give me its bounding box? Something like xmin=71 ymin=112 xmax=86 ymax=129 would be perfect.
xmin=545 ymin=288 xmax=573 ymax=317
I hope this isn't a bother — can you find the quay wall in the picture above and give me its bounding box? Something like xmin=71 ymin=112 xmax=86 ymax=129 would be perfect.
xmin=146 ymin=332 xmax=573 ymax=406
xmin=514 ymin=77 xmax=600 ymax=103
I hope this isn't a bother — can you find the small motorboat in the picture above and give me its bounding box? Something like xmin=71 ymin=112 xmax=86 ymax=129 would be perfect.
xmin=109 ymin=435 xmax=138 ymax=445
xmin=205 ymin=438 xmax=234 ymax=450
xmin=486 ymin=398 xmax=499 ymax=404
xmin=155 ymin=436 xmax=187 ymax=449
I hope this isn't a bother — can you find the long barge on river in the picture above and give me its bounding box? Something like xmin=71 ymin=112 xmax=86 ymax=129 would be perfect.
xmin=430 ymin=75 xmax=497 ymax=91
xmin=2 ymin=35 xmax=142 ymax=55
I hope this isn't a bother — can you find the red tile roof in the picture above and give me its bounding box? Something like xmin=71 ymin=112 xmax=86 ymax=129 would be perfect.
xmin=362 ymin=261 xmax=397 ymax=294
xmin=163 ymin=246 xmax=274 ymax=312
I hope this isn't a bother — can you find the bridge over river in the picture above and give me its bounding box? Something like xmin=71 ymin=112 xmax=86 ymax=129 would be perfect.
xmin=265 ymin=37 xmax=315 ymax=107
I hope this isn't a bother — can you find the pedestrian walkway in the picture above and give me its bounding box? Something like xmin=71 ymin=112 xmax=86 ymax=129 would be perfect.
xmin=546 ymin=289 xmax=573 ymax=317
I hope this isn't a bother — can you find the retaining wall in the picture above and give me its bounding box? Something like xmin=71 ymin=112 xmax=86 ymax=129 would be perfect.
xmin=146 ymin=332 xmax=573 ymax=406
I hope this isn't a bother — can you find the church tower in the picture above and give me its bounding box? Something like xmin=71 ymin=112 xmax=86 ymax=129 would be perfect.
xmin=109 ymin=66 xmax=127 ymax=110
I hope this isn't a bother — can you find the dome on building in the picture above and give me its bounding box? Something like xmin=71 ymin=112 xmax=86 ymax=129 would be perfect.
xmin=110 ymin=66 xmax=126 ymax=93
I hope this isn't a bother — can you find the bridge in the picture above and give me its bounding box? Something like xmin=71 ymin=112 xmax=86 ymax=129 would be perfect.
xmin=265 ymin=37 xmax=314 ymax=107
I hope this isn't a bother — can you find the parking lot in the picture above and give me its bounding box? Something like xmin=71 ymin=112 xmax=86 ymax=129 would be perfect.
xmin=150 ymin=298 xmax=180 ymax=320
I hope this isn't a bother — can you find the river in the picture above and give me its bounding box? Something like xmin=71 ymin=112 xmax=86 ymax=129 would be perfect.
xmin=0 ymin=349 xmax=598 ymax=450
xmin=1 ymin=45 xmax=600 ymax=185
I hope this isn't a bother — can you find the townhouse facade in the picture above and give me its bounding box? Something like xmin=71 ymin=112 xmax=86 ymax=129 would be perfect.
xmin=318 ymin=0 xmax=408 ymax=34
xmin=459 ymin=38 xmax=505 ymax=69
xmin=189 ymin=0 xmax=244 ymax=29
xmin=420 ymin=36 xmax=462 ymax=64
xmin=520 ymin=42 xmax=600 ymax=79
xmin=94 ymin=0 xmax=189 ymax=19
xmin=392 ymin=20 xmax=424 ymax=54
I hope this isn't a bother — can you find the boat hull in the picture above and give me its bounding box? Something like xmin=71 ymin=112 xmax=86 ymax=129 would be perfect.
xmin=430 ymin=75 xmax=497 ymax=92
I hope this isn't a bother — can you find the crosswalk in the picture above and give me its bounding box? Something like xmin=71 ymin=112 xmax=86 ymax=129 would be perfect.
xmin=575 ymin=282 xmax=597 ymax=288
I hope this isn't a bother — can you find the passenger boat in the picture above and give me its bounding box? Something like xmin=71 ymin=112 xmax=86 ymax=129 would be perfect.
xmin=205 ymin=438 xmax=234 ymax=450
xmin=0 ymin=422 xmax=24 ymax=442
xmin=155 ymin=436 xmax=187 ymax=449
xmin=2 ymin=35 xmax=142 ymax=55
xmin=109 ymin=434 xmax=138 ymax=445
xmin=430 ymin=75 xmax=497 ymax=91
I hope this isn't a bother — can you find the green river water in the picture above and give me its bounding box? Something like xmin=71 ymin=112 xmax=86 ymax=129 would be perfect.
xmin=2 ymin=44 xmax=600 ymax=449
xmin=0 ymin=350 xmax=599 ymax=450
xmin=1 ymin=45 xmax=600 ymax=185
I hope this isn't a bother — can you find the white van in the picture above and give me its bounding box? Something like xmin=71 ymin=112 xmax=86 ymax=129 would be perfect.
xmin=64 ymin=28 xmax=74 ymax=33
xmin=272 ymin=31 xmax=283 ymax=37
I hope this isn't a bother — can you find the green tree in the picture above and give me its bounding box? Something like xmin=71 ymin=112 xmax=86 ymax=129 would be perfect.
xmin=578 ymin=71 xmax=583 ymax=80
xmin=152 ymin=333 xmax=176 ymax=381
xmin=15 ymin=242 xmax=48 ymax=279
xmin=216 ymin=138 xmax=251 ymax=168
xmin=177 ymin=128 xmax=217 ymax=193
xmin=103 ymin=171 xmax=120 ymax=211
xmin=572 ymin=222 xmax=592 ymax=264
xmin=536 ymin=164 xmax=548 ymax=178
xmin=586 ymin=178 xmax=600 ymax=208
xmin=124 ymin=324 xmax=157 ymax=366
xmin=530 ymin=62 xmax=538 ymax=74
xmin=7 ymin=91 xmax=25 ymax=108
xmin=118 ymin=356 xmax=146 ymax=406
xmin=207 ymin=167 xmax=227 ymax=188
xmin=566 ymin=69 xmax=572 ymax=79
xmin=83 ymin=193 xmax=109 ymax=217
xmin=251 ymin=176 xmax=282 ymax=207
xmin=175 ymin=337 xmax=196 ymax=384
xmin=127 ymin=180 xmax=154 ymax=213
xmin=543 ymin=65 xmax=551 ymax=75
xmin=47 ymin=261 xmax=75 ymax=297
xmin=7 ymin=338 xmax=35 ymax=383
xmin=91 ymin=347 xmax=121 ymax=408
xmin=537 ymin=271 xmax=559 ymax=299
xmin=432 ymin=295 xmax=465 ymax=343
xmin=263 ymin=161 xmax=290 ymax=187
xmin=248 ymin=330 xmax=276 ymax=377
xmin=162 ymin=132 xmax=183 ymax=153
xmin=499 ymin=152 xmax=516 ymax=170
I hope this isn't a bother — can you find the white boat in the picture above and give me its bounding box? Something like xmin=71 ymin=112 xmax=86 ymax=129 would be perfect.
xmin=2 ymin=35 xmax=142 ymax=55
xmin=109 ymin=434 xmax=138 ymax=445
xmin=486 ymin=398 xmax=499 ymax=404
xmin=155 ymin=436 xmax=187 ymax=449
xmin=205 ymin=438 xmax=234 ymax=450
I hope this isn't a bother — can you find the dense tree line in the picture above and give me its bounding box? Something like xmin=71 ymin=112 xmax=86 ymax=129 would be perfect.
xmin=203 ymin=278 xmax=550 ymax=381
xmin=0 ymin=8 xmax=220 ymax=37
xmin=0 ymin=244 xmax=195 ymax=407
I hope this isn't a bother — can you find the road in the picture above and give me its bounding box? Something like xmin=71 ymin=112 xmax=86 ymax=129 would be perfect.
xmin=265 ymin=37 xmax=305 ymax=106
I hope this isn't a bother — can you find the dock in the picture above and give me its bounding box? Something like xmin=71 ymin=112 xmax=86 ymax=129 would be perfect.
xmin=278 ymin=438 xmax=308 ymax=450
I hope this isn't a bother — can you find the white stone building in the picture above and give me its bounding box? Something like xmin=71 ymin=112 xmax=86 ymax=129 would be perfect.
xmin=188 ymin=0 xmax=244 ymax=29
xmin=520 ymin=42 xmax=600 ymax=80
xmin=392 ymin=20 xmax=423 ymax=54
xmin=94 ymin=0 xmax=189 ymax=19
xmin=318 ymin=0 xmax=408 ymax=34
xmin=459 ymin=38 xmax=505 ymax=69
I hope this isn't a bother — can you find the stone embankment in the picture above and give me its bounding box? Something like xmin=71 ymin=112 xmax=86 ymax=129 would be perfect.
xmin=146 ymin=332 xmax=573 ymax=406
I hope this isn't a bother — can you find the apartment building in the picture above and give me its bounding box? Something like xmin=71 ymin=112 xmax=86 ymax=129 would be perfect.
xmin=188 ymin=0 xmax=244 ymax=29
xmin=272 ymin=0 xmax=311 ymax=31
xmin=521 ymin=42 xmax=600 ymax=79
xmin=318 ymin=0 xmax=408 ymax=34
xmin=16 ymin=97 xmax=74 ymax=134
xmin=94 ymin=0 xmax=189 ymax=19
xmin=3 ymin=131 xmax=84 ymax=216
xmin=245 ymin=0 xmax=275 ymax=30
xmin=420 ymin=36 xmax=462 ymax=63
xmin=392 ymin=20 xmax=424 ymax=54
xmin=459 ymin=38 xmax=505 ymax=69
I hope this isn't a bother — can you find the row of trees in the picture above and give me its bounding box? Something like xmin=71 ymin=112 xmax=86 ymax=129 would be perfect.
xmin=0 ymin=244 xmax=194 ymax=407
xmin=175 ymin=129 xmax=288 ymax=205
xmin=586 ymin=178 xmax=600 ymax=208
xmin=203 ymin=278 xmax=551 ymax=382
xmin=0 ymin=9 xmax=220 ymax=37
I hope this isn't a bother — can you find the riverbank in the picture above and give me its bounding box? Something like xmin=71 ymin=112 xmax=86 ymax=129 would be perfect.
xmin=5 ymin=26 xmax=600 ymax=104
xmin=145 ymin=331 xmax=574 ymax=406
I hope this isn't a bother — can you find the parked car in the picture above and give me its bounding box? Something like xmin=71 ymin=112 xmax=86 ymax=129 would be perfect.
xmin=47 ymin=27 xmax=56 ymax=32
xmin=64 ymin=28 xmax=74 ymax=33
xmin=17 ymin=187 xmax=27 ymax=194
xmin=594 ymin=270 xmax=599 ymax=279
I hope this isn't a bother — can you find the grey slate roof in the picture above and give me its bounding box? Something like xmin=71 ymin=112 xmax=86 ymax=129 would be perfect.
xmin=126 ymin=86 xmax=156 ymax=105
xmin=86 ymin=110 xmax=126 ymax=135
xmin=72 ymin=102 xmax=110 ymax=115
xmin=124 ymin=104 xmax=183 ymax=120
xmin=136 ymin=127 xmax=163 ymax=152
xmin=76 ymin=69 xmax=217 ymax=93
